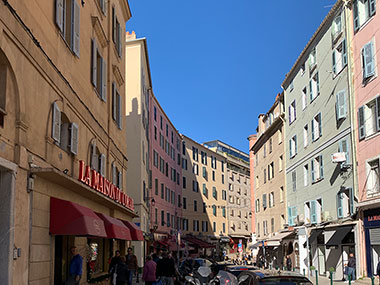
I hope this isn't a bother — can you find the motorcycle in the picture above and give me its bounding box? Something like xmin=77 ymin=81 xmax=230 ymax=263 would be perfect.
xmin=185 ymin=266 xmax=238 ymax=285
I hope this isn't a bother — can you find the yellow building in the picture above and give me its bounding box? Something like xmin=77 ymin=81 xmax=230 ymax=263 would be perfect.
xmin=0 ymin=0 xmax=139 ymax=284
xmin=181 ymin=135 xmax=229 ymax=255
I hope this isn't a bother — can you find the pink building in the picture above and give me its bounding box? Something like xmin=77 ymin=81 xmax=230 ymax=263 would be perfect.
xmin=150 ymin=96 xmax=183 ymax=240
xmin=350 ymin=0 xmax=380 ymax=277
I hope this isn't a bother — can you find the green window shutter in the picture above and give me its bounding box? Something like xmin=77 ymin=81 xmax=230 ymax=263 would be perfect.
xmin=363 ymin=42 xmax=375 ymax=79
xmin=337 ymin=193 xmax=343 ymax=218
xmin=318 ymin=113 xmax=322 ymax=137
xmin=332 ymin=50 xmax=336 ymax=74
xmin=291 ymin=207 xmax=297 ymax=225
xmin=309 ymin=79 xmax=313 ymax=101
xmin=288 ymin=207 xmax=293 ymax=226
xmin=294 ymin=135 xmax=297 ymax=154
xmin=52 ymin=102 xmax=61 ymax=144
xmin=311 ymin=200 xmax=317 ymax=223
xmin=311 ymin=119 xmax=315 ymax=141
xmin=316 ymin=73 xmax=320 ymax=94
xmin=311 ymin=159 xmax=315 ymax=183
xmin=358 ymin=106 xmax=366 ymax=140
xmin=353 ymin=1 xmax=359 ymax=31
xmin=319 ymin=155 xmax=324 ymax=179
xmin=70 ymin=122 xmax=79 ymax=155
xmin=289 ymin=139 xmax=292 ymax=157
xmin=342 ymin=39 xmax=347 ymax=66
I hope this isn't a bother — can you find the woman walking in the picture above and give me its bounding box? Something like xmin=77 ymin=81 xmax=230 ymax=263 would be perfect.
xmin=142 ymin=255 xmax=157 ymax=285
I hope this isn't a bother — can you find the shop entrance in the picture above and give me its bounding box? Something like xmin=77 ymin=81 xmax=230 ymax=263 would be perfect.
xmin=317 ymin=246 xmax=326 ymax=275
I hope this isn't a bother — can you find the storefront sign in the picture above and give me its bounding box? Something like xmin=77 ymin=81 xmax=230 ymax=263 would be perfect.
xmin=364 ymin=209 xmax=380 ymax=228
xmin=368 ymin=215 xmax=380 ymax=222
xmin=78 ymin=160 xmax=134 ymax=211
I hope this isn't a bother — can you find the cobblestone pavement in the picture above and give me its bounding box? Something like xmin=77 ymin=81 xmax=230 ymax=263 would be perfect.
xmin=309 ymin=275 xmax=377 ymax=285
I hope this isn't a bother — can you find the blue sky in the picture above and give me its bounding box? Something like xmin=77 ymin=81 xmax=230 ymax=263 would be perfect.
xmin=127 ymin=0 xmax=336 ymax=153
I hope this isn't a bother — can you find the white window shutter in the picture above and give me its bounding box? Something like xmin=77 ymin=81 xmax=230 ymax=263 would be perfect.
xmin=364 ymin=42 xmax=375 ymax=79
xmin=72 ymin=0 xmax=80 ymax=57
xmin=289 ymin=139 xmax=292 ymax=158
xmin=311 ymin=159 xmax=315 ymax=183
xmin=336 ymin=91 xmax=346 ymax=120
xmin=112 ymin=82 xmax=116 ymax=120
xmin=101 ymin=58 xmax=107 ymax=101
xmin=100 ymin=154 xmax=106 ymax=176
xmin=309 ymin=79 xmax=313 ymax=101
xmin=55 ymin=0 xmax=64 ymax=33
xmin=376 ymin=96 xmax=380 ymax=132
xmin=52 ymin=102 xmax=61 ymax=143
xmin=311 ymin=119 xmax=315 ymax=141
xmin=70 ymin=122 xmax=79 ymax=155
xmin=358 ymin=106 xmax=366 ymax=140
xmin=337 ymin=194 xmax=343 ymax=218
xmin=91 ymin=39 xmax=97 ymax=87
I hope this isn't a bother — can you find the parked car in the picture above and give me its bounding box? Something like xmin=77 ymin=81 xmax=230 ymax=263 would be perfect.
xmin=237 ymin=269 xmax=313 ymax=285
xmin=225 ymin=265 xmax=258 ymax=277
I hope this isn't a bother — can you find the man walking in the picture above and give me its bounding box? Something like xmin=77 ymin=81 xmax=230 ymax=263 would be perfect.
xmin=109 ymin=250 xmax=121 ymax=284
xmin=67 ymin=246 xmax=83 ymax=285
xmin=156 ymin=251 xmax=176 ymax=285
xmin=126 ymin=247 xmax=138 ymax=285
xmin=347 ymin=253 xmax=356 ymax=281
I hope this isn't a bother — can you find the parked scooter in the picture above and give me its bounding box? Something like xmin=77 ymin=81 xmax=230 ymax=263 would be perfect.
xmin=184 ymin=266 xmax=238 ymax=285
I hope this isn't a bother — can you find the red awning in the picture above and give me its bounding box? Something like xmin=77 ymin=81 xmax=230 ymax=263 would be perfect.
xmin=96 ymin=213 xmax=132 ymax=240
xmin=183 ymin=236 xmax=215 ymax=248
xmin=50 ymin=197 xmax=107 ymax=237
xmin=120 ymin=220 xmax=144 ymax=241
xmin=153 ymin=240 xmax=168 ymax=248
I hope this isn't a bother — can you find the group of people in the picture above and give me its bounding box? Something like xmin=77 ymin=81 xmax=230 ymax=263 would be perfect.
xmin=109 ymin=248 xmax=138 ymax=285
xmin=110 ymin=249 xmax=178 ymax=285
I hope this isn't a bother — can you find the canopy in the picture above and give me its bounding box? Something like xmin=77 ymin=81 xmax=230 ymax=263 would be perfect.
xmin=50 ymin=197 xmax=107 ymax=237
xmin=326 ymin=226 xmax=352 ymax=247
xmin=96 ymin=213 xmax=132 ymax=240
xmin=120 ymin=220 xmax=144 ymax=241
xmin=309 ymin=229 xmax=323 ymax=244
xmin=183 ymin=236 xmax=215 ymax=248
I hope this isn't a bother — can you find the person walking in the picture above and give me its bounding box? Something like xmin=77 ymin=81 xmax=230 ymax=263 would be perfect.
xmin=286 ymin=255 xmax=292 ymax=271
xmin=109 ymin=250 xmax=121 ymax=284
xmin=115 ymin=256 xmax=129 ymax=285
xmin=376 ymin=258 xmax=380 ymax=285
xmin=142 ymin=255 xmax=157 ymax=285
xmin=156 ymin=251 xmax=176 ymax=285
xmin=126 ymin=247 xmax=138 ymax=285
xmin=66 ymin=246 xmax=83 ymax=285
xmin=347 ymin=253 xmax=356 ymax=281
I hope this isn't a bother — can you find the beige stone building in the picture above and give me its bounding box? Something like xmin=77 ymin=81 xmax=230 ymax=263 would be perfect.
xmin=250 ymin=93 xmax=286 ymax=241
xmin=0 ymin=1 xmax=141 ymax=284
xmin=181 ymin=136 xmax=228 ymax=248
xmin=204 ymin=140 xmax=251 ymax=254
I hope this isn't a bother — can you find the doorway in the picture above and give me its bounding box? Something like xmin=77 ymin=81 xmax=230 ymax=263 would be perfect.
xmin=317 ymin=246 xmax=326 ymax=275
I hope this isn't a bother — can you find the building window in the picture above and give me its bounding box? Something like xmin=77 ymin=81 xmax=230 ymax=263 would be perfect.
xmin=212 ymin=187 xmax=217 ymax=200
xmin=268 ymin=162 xmax=274 ymax=180
xmin=337 ymin=188 xmax=354 ymax=218
xmin=335 ymin=90 xmax=348 ymax=121
xmin=112 ymin=6 xmax=122 ymax=57
xmin=161 ymin=183 xmax=164 ymax=199
xmin=358 ymin=96 xmax=380 ymax=140
xmin=289 ymin=135 xmax=297 ymax=158
xmin=301 ymin=62 xmax=305 ymax=75
xmin=262 ymin=194 xmax=267 ymax=209
xmin=309 ymin=72 xmax=320 ymax=102
xmin=269 ymin=192 xmax=274 ymax=208
xmin=202 ymin=221 xmax=208 ymax=232
xmin=222 ymin=223 xmax=226 ymax=233
xmin=264 ymin=169 xmax=267 ymax=184
xmin=269 ymin=138 xmax=273 ymax=153
xmin=289 ymin=100 xmax=296 ymax=124
xmin=332 ymin=39 xmax=347 ymax=75
xmin=221 ymin=161 xmax=225 ymax=172
xmin=213 ymin=222 xmax=216 ymax=232
xmin=288 ymin=206 xmax=297 ymax=226
xmin=303 ymin=124 xmax=308 ymax=148
xmin=90 ymin=39 xmax=107 ymax=100
xmin=311 ymin=155 xmax=324 ymax=183
xmin=202 ymin=184 xmax=208 ymax=198
xmin=222 ymin=207 xmax=226 ymax=218
xmin=192 ymin=147 xmax=199 ymax=161
xmin=222 ymin=190 xmax=227 ymax=200
xmin=212 ymin=205 xmax=217 ymax=217
xmin=161 ymin=211 xmax=165 ymax=226
xmin=55 ymin=0 xmax=80 ymax=56
xmin=221 ymin=174 xmax=224 ymax=184
xmin=332 ymin=13 xmax=343 ymax=40
xmin=155 ymin=178 xmax=158 ymax=195
xmin=183 ymin=176 xmax=186 ymax=189
xmin=353 ymin=0 xmax=376 ymax=32
xmin=263 ymin=220 xmax=268 ymax=236
xmin=308 ymin=48 xmax=317 ymax=71
xmin=271 ymin=218 xmax=275 ymax=233
xmin=292 ymin=171 xmax=297 ymax=192
xmin=193 ymin=163 xmax=199 ymax=175
xmin=257 ymin=223 xmax=260 ymax=238
xmin=183 ymin=197 xmax=187 ymax=209
xmin=338 ymin=138 xmax=350 ymax=165
xmin=202 ymin=166 xmax=207 ymax=178
xmin=278 ymin=128 xmax=282 ymax=144
xmin=302 ymin=87 xmax=307 ymax=110
xmin=311 ymin=113 xmax=322 ymax=141
xmin=255 ymin=176 xmax=259 ymax=189
xmin=194 ymin=200 xmax=197 ymax=212
xmin=192 ymin=180 xmax=199 ymax=192
xmin=303 ymin=164 xmax=309 ymax=186
xmin=211 ymin=156 xmax=217 ymax=169
xmin=367 ymin=158 xmax=380 ymax=196
xmin=362 ymin=40 xmax=376 ymax=81
xmin=201 ymin=151 xmax=207 ymax=165
xmin=280 ymin=186 xmax=284 ymax=203
xmin=112 ymin=82 xmax=122 ymax=129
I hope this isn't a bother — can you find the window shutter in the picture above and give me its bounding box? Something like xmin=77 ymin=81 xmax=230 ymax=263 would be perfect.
xmin=112 ymin=82 xmax=116 ymax=120
xmin=316 ymin=73 xmax=320 ymax=93
xmin=311 ymin=200 xmax=317 ymax=223
xmin=288 ymin=105 xmax=291 ymax=123
xmin=318 ymin=113 xmax=322 ymax=137
xmin=70 ymin=122 xmax=79 ymax=155
xmin=358 ymin=106 xmax=366 ymax=140
xmin=101 ymin=0 xmax=107 ymax=14
xmin=118 ymin=171 xmax=122 ymax=190
xmin=101 ymin=58 xmax=107 ymax=101
xmin=289 ymin=139 xmax=292 ymax=157
xmin=91 ymin=39 xmax=97 ymax=87
xmin=52 ymin=102 xmax=61 ymax=143
xmin=100 ymin=154 xmax=106 ymax=176
xmin=263 ymin=194 xmax=267 ymax=208
xmin=332 ymin=50 xmax=336 ymax=74
xmin=291 ymin=207 xmax=297 ymax=225
xmin=337 ymin=193 xmax=343 ymax=218
xmin=112 ymin=6 xmax=116 ymax=43
xmin=353 ymin=1 xmax=359 ymax=31
xmin=342 ymin=39 xmax=347 ymax=66
xmin=311 ymin=159 xmax=315 ymax=183
xmin=55 ymin=0 xmax=64 ymax=33
xmin=369 ymin=0 xmax=376 ymax=16
xmin=112 ymin=163 xmax=116 ymax=184
xmin=91 ymin=142 xmax=98 ymax=170
xmin=376 ymin=96 xmax=380 ymax=132
xmin=294 ymin=135 xmax=297 ymax=154
xmin=319 ymin=155 xmax=324 ymax=179
xmin=118 ymin=23 xmax=122 ymax=57
xmin=339 ymin=139 xmax=349 ymax=164
xmin=309 ymin=79 xmax=313 ymax=101
xmin=117 ymin=92 xmax=122 ymax=129
xmin=311 ymin=119 xmax=315 ymax=141
xmin=348 ymin=187 xmax=354 ymax=215
xmin=288 ymin=207 xmax=293 ymax=226
xmin=72 ymin=0 xmax=80 ymax=57
xmin=364 ymin=42 xmax=375 ymax=78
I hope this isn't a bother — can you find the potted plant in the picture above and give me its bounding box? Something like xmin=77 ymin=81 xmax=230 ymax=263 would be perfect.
xmin=328 ymin=267 xmax=336 ymax=279
xmin=310 ymin=266 xmax=316 ymax=277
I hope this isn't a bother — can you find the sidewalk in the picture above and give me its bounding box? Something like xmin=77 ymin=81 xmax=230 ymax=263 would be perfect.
xmin=309 ymin=275 xmax=376 ymax=285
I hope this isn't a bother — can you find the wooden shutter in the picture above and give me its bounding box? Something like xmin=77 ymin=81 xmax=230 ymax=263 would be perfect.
xmin=376 ymin=96 xmax=380 ymax=132
xmin=118 ymin=171 xmax=122 ymax=190
xmin=342 ymin=39 xmax=347 ymax=66
xmin=336 ymin=90 xmax=346 ymax=120
xmin=294 ymin=135 xmax=297 ymax=154
xmin=101 ymin=58 xmax=107 ymax=101
xmin=91 ymin=142 xmax=98 ymax=170
xmin=52 ymin=102 xmax=61 ymax=143
xmin=100 ymin=154 xmax=106 ymax=176
xmin=358 ymin=106 xmax=366 ymax=140
xmin=332 ymin=50 xmax=336 ymax=74
xmin=318 ymin=113 xmax=322 ymax=137
xmin=91 ymin=39 xmax=97 ymax=87
xmin=353 ymin=1 xmax=359 ymax=31
xmin=72 ymin=0 xmax=80 ymax=57
xmin=311 ymin=159 xmax=315 ymax=183
xmin=70 ymin=122 xmax=79 ymax=155
xmin=118 ymin=21 xmax=122 ymax=57
xmin=309 ymin=79 xmax=313 ymax=101
xmin=112 ymin=82 xmax=116 ymax=120
xmin=319 ymin=155 xmax=324 ymax=179
xmin=311 ymin=200 xmax=317 ymax=223
xmin=56 ymin=0 xmax=64 ymax=33
xmin=369 ymin=0 xmax=376 ymax=16
xmin=337 ymin=193 xmax=343 ymax=218
xmin=363 ymin=42 xmax=375 ymax=79
xmin=117 ymin=91 xmax=122 ymax=129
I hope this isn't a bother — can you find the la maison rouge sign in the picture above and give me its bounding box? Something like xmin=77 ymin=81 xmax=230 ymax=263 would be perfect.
xmin=78 ymin=160 xmax=134 ymax=211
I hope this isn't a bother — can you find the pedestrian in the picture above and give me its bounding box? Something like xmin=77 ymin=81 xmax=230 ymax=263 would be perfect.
xmin=126 ymin=247 xmax=138 ymax=285
xmin=66 ymin=246 xmax=83 ymax=285
xmin=109 ymin=250 xmax=121 ymax=284
xmin=376 ymin=258 xmax=380 ymax=285
xmin=142 ymin=255 xmax=157 ymax=285
xmin=153 ymin=250 xmax=163 ymax=264
xmin=347 ymin=253 xmax=356 ymax=281
xmin=115 ymin=256 xmax=128 ymax=285
xmin=156 ymin=251 xmax=176 ymax=285
xmin=286 ymin=255 xmax=292 ymax=271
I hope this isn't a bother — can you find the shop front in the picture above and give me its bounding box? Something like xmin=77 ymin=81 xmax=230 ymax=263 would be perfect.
xmin=30 ymin=162 xmax=142 ymax=284
xmin=363 ymin=208 xmax=380 ymax=277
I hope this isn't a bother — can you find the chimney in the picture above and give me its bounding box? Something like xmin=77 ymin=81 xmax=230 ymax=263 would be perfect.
xmin=126 ymin=31 xmax=136 ymax=41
